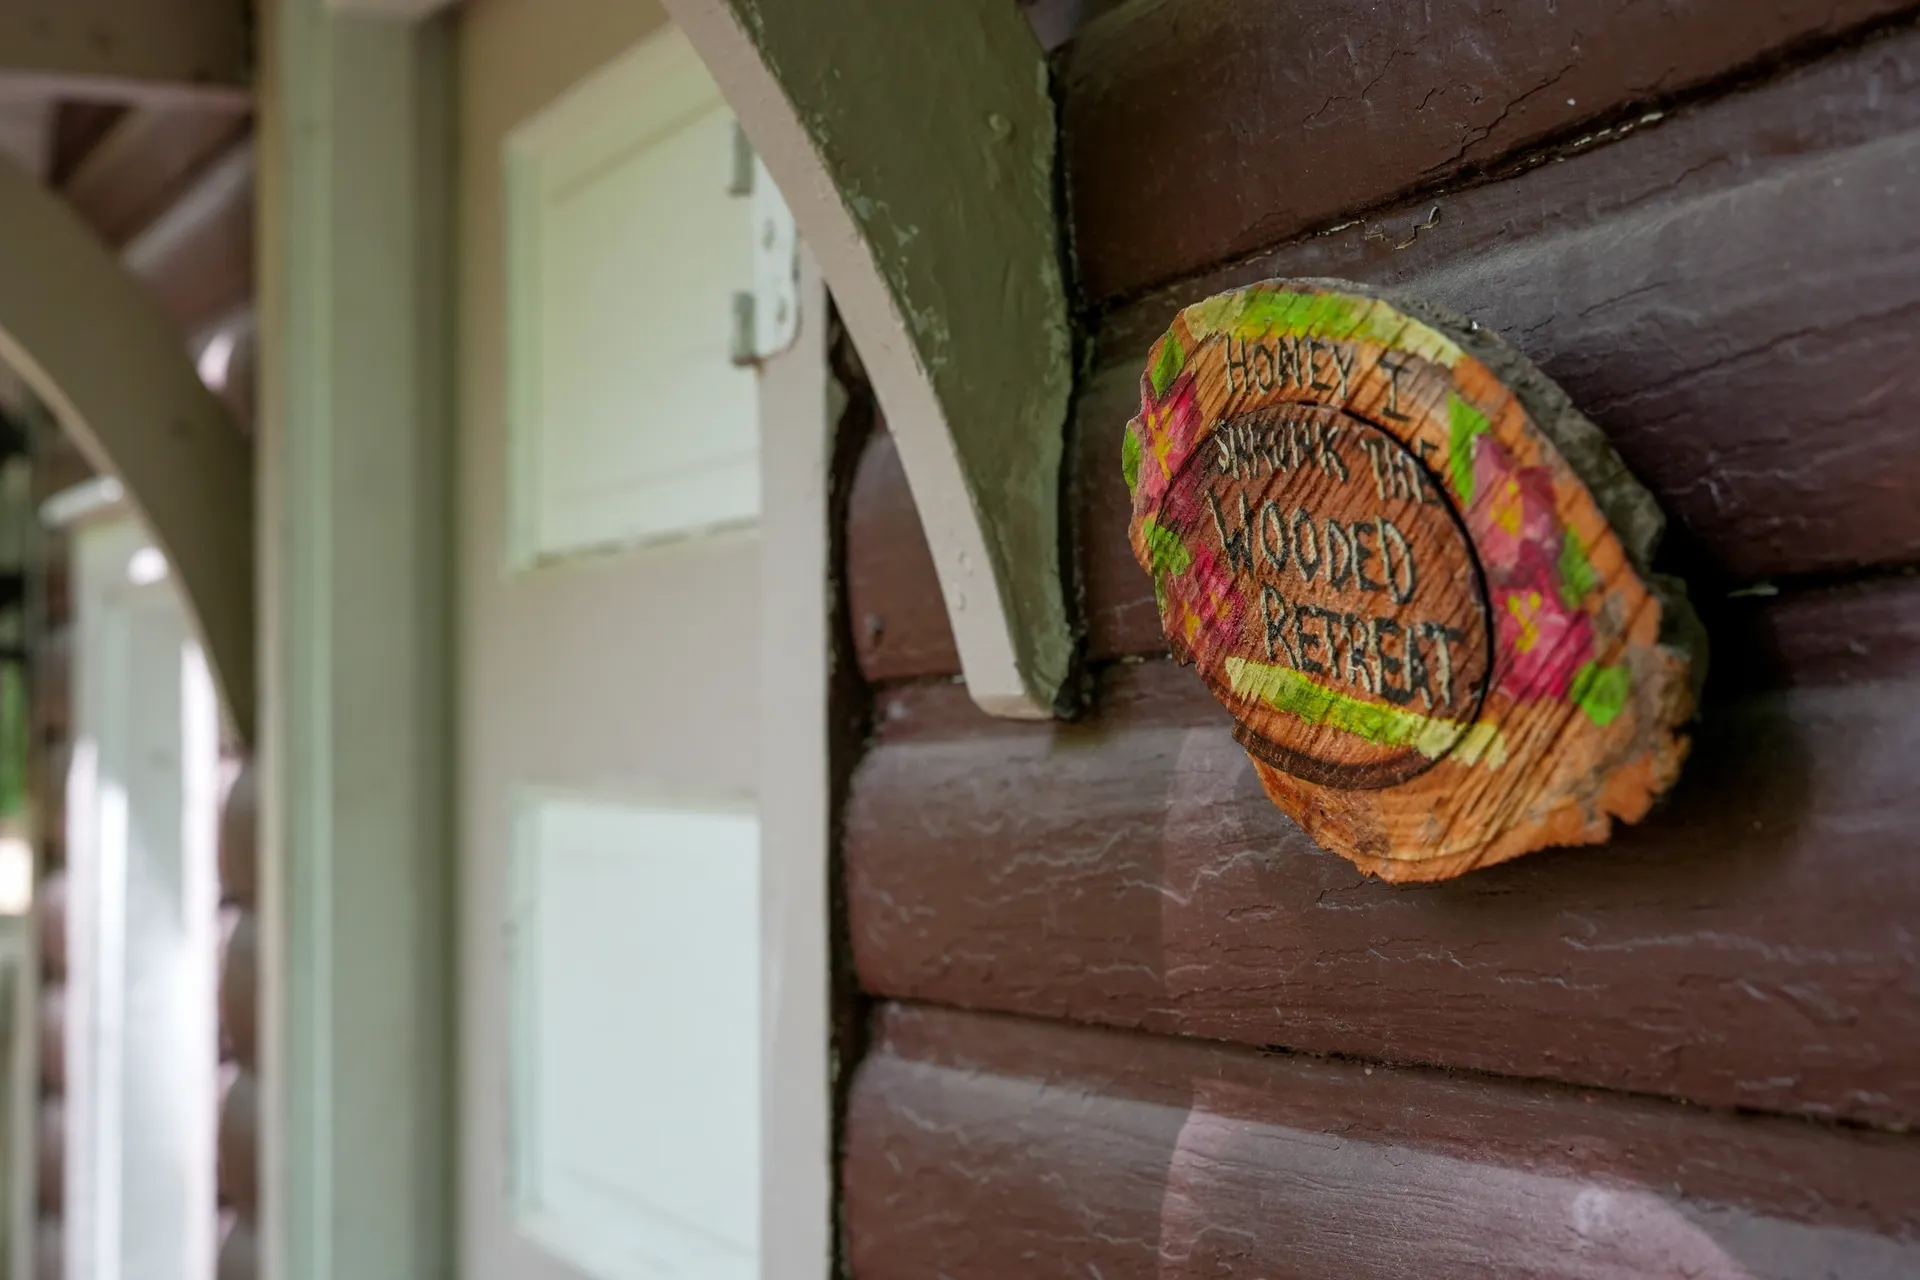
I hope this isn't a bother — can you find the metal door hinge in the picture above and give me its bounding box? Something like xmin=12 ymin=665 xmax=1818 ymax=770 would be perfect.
xmin=728 ymin=122 xmax=800 ymax=365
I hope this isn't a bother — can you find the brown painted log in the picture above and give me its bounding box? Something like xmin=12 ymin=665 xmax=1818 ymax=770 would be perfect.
xmin=32 ymin=739 xmax=69 ymax=864
xmin=849 ymin=27 xmax=1920 ymax=684
xmin=38 ymin=987 xmax=61 ymax=1094
xmin=219 ymin=1069 xmax=258 ymax=1220
xmin=31 ymin=628 xmax=70 ymax=744
xmin=847 ymin=1003 xmax=1920 ymax=1279
xmin=1102 ymin=31 xmax=1920 ymax=586
xmin=37 ymin=870 xmax=64 ymax=982
xmin=846 ymin=575 xmax=1920 ymax=1127
xmin=220 ymin=909 xmax=256 ymax=1070
xmin=218 ymin=760 xmax=256 ymax=908
xmin=844 ymin=429 xmax=957 ymax=680
xmin=40 ymin=558 xmax=70 ymax=631
xmin=1061 ymin=0 xmax=1920 ymax=301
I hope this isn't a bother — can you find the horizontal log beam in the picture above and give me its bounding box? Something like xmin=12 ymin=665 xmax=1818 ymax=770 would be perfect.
xmin=60 ymin=105 xmax=251 ymax=250
xmin=121 ymin=140 xmax=253 ymax=338
xmin=850 ymin=26 xmax=1920 ymax=682
xmin=847 ymin=575 xmax=1920 ymax=1127
xmin=1062 ymin=0 xmax=1920 ymax=300
xmin=848 ymin=1004 xmax=1920 ymax=1277
xmin=0 ymin=0 xmax=249 ymax=105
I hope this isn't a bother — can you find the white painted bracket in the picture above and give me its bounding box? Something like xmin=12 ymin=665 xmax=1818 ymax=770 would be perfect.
xmin=663 ymin=0 xmax=1075 ymax=718
xmin=729 ymin=129 xmax=800 ymax=366
xmin=0 ymin=156 xmax=252 ymax=743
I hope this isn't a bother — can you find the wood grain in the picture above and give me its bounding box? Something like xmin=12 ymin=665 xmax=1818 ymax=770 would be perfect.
xmin=846 ymin=575 xmax=1920 ymax=1126
xmin=847 ymin=1003 xmax=1920 ymax=1279
xmin=1061 ymin=0 xmax=1920 ymax=301
xmin=850 ymin=27 xmax=1920 ymax=683
xmin=1126 ymin=281 xmax=1699 ymax=876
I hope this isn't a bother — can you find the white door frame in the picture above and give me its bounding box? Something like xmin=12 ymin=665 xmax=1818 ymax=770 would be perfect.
xmin=261 ymin=4 xmax=833 ymax=1277
xmin=754 ymin=254 xmax=834 ymax=1280
xmin=258 ymin=2 xmax=456 ymax=1278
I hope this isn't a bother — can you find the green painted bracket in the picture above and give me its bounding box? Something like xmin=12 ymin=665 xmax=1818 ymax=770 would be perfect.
xmin=664 ymin=0 xmax=1075 ymax=718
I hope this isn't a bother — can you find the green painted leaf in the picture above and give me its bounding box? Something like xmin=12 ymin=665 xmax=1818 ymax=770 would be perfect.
xmin=1570 ymin=661 xmax=1631 ymax=727
xmin=1225 ymin=657 xmax=1509 ymax=768
xmin=1557 ymin=531 xmax=1599 ymax=607
xmin=1447 ymin=393 xmax=1490 ymax=503
xmin=1142 ymin=518 xmax=1191 ymax=577
xmin=1121 ymin=425 xmax=1143 ymax=495
xmin=1148 ymin=333 xmax=1186 ymax=398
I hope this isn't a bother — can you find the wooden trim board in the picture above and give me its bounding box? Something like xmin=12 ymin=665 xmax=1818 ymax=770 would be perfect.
xmin=256 ymin=3 xmax=455 ymax=1277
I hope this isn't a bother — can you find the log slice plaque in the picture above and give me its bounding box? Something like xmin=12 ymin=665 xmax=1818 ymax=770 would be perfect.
xmin=1125 ymin=280 xmax=1704 ymax=881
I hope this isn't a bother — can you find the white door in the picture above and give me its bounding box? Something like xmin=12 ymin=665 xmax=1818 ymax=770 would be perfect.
xmin=458 ymin=12 xmax=830 ymax=1280
xmin=62 ymin=515 xmax=220 ymax=1280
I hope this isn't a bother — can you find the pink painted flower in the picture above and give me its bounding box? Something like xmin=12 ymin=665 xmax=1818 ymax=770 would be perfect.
xmin=1461 ymin=436 xmax=1598 ymax=700
xmin=1471 ymin=438 xmax=1559 ymax=577
xmin=1132 ymin=369 xmax=1201 ymax=510
xmin=1167 ymin=541 xmax=1244 ymax=664
xmin=1492 ymin=544 xmax=1593 ymax=700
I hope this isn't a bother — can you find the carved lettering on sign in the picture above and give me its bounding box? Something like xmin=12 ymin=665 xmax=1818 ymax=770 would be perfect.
xmin=1124 ymin=280 xmax=1703 ymax=881
xmin=1174 ymin=402 xmax=1487 ymax=788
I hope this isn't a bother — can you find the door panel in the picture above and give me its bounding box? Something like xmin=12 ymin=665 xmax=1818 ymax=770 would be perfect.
xmin=510 ymin=794 xmax=759 ymax=1280
xmin=458 ymin=6 xmax=775 ymax=1278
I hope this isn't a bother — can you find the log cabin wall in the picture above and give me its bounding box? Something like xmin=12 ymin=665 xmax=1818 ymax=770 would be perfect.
xmin=841 ymin=4 xmax=1920 ymax=1274
xmin=28 ymin=440 xmax=72 ymax=1280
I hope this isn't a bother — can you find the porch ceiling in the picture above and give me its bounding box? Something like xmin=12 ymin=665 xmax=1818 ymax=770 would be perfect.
xmin=0 ymin=0 xmax=249 ymax=107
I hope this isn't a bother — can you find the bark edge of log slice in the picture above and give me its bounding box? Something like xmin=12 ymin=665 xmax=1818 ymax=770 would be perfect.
xmin=1123 ymin=278 xmax=1706 ymax=881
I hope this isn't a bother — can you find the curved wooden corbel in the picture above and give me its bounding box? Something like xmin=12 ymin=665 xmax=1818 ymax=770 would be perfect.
xmin=0 ymin=158 xmax=254 ymax=743
xmin=661 ymin=0 xmax=1075 ymax=718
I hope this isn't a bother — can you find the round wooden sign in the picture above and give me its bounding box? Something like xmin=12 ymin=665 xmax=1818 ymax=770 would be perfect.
xmin=1124 ymin=280 xmax=1703 ymax=881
